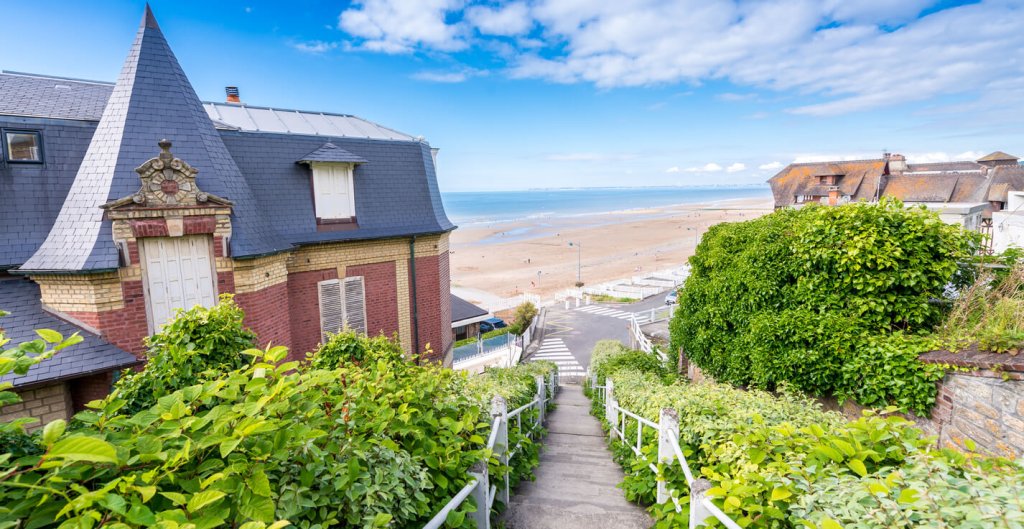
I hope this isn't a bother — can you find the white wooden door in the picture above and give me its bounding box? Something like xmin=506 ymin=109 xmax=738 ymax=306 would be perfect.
xmin=141 ymin=235 xmax=217 ymax=333
xmin=312 ymin=163 xmax=353 ymax=219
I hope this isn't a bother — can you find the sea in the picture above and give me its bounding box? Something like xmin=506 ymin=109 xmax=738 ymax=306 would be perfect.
xmin=440 ymin=186 xmax=771 ymax=225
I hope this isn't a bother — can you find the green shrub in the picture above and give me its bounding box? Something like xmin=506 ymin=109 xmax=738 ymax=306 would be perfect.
xmin=671 ymin=199 xmax=976 ymax=414
xmin=588 ymin=345 xmax=1022 ymax=529
xmin=939 ymin=264 xmax=1024 ymax=354
xmin=309 ymin=330 xmax=406 ymax=369
xmin=113 ymin=295 xmax=257 ymax=414
xmin=507 ymin=302 xmax=539 ymax=335
xmin=790 ymin=454 xmax=1024 ymax=528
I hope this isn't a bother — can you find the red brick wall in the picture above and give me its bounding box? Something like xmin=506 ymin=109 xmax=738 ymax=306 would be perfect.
xmin=411 ymin=252 xmax=451 ymax=363
xmin=68 ymin=280 xmax=150 ymax=358
xmin=69 ymin=372 xmax=114 ymax=412
xmin=347 ymin=261 xmax=399 ymax=338
xmin=217 ymin=271 xmax=235 ymax=296
xmin=235 ymin=282 xmax=291 ymax=350
xmin=287 ymin=268 xmax=339 ymax=360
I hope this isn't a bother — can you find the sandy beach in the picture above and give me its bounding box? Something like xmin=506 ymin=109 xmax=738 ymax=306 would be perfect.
xmin=449 ymin=196 xmax=774 ymax=302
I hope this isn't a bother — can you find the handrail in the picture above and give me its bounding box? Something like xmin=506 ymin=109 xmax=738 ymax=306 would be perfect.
xmin=421 ymin=371 xmax=557 ymax=529
xmin=422 ymin=478 xmax=480 ymax=529
xmin=590 ymin=372 xmax=746 ymax=529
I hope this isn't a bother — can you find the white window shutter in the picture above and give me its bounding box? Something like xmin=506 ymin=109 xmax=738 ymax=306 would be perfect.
xmin=318 ymin=279 xmax=344 ymax=342
xmin=343 ymin=276 xmax=367 ymax=335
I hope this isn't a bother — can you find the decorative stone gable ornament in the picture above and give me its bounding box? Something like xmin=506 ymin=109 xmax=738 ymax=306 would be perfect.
xmin=103 ymin=139 xmax=232 ymax=210
xmin=133 ymin=139 xmax=226 ymax=206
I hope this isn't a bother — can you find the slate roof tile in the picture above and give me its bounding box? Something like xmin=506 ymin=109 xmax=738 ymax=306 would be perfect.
xmin=0 ymin=278 xmax=139 ymax=388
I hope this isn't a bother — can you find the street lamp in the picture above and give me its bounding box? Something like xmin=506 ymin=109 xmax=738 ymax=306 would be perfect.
xmin=568 ymin=241 xmax=581 ymax=284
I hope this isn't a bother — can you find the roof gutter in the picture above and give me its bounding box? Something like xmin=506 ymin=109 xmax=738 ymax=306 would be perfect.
xmin=409 ymin=236 xmax=420 ymax=364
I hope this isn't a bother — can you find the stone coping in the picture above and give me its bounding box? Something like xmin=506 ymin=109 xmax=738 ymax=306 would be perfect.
xmin=919 ymin=344 xmax=1024 ymax=376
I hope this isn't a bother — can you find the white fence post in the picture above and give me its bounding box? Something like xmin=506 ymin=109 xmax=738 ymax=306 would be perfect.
xmin=606 ymin=378 xmax=617 ymax=441
xmin=491 ymin=395 xmax=510 ymax=506
xmin=689 ymin=478 xmax=714 ymax=528
xmin=657 ymin=408 xmax=679 ymax=505
xmin=535 ymin=375 xmax=546 ymax=426
xmin=468 ymin=461 xmax=491 ymax=529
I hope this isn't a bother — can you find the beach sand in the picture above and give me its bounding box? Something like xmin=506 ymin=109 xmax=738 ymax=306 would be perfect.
xmin=449 ymin=196 xmax=773 ymax=302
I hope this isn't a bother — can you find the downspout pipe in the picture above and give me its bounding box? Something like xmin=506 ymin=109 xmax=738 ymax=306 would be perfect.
xmin=410 ymin=236 xmax=420 ymax=362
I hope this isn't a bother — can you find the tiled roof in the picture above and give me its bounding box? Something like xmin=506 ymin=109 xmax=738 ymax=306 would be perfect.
xmin=0 ymin=278 xmax=139 ymax=388
xmin=451 ymin=295 xmax=488 ymax=324
xmin=0 ymin=72 xmax=113 ymax=121
xmin=0 ymin=6 xmax=453 ymax=271
xmin=20 ymin=6 xmax=289 ymax=272
xmin=221 ymin=132 xmax=453 ymax=245
xmin=297 ymin=142 xmax=368 ymax=164
xmin=883 ymin=174 xmax=959 ymax=202
xmin=767 ymin=160 xmax=886 ymax=206
xmin=977 ymin=151 xmax=1020 ymax=162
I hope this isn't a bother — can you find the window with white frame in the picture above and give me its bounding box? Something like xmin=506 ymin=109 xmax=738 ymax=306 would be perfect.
xmin=311 ymin=162 xmax=355 ymax=220
xmin=317 ymin=277 xmax=367 ymax=341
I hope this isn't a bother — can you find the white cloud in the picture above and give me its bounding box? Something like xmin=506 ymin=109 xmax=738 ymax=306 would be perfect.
xmin=545 ymin=152 xmax=638 ymax=162
xmin=466 ymin=2 xmax=532 ymax=36
xmin=336 ymin=0 xmax=1024 ymax=117
xmin=411 ymin=67 xmax=486 ymax=83
xmin=792 ymin=153 xmax=877 ymax=163
xmin=685 ymin=162 xmax=723 ymax=173
xmin=726 ymin=162 xmax=746 ymax=173
xmin=665 ymin=166 xmax=681 ymax=173
xmin=339 ymin=0 xmax=467 ymax=53
xmin=291 ymin=40 xmax=338 ymax=54
xmin=903 ymin=151 xmax=987 ymax=163
xmin=758 ymin=161 xmax=784 ymax=170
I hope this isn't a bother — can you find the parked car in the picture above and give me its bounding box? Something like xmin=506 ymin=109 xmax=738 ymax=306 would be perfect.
xmin=479 ymin=317 xmax=507 ymax=333
xmin=665 ymin=290 xmax=678 ymax=305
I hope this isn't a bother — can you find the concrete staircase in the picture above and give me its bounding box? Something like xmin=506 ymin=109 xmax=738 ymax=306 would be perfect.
xmin=499 ymin=385 xmax=652 ymax=529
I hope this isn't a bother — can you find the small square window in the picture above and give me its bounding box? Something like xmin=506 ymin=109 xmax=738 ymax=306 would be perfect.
xmin=3 ymin=131 xmax=43 ymax=163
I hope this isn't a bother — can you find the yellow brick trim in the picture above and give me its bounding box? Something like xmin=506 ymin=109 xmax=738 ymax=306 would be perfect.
xmin=395 ymin=258 xmax=412 ymax=354
xmin=232 ymin=253 xmax=289 ymax=294
xmin=32 ymin=273 xmax=124 ymax=313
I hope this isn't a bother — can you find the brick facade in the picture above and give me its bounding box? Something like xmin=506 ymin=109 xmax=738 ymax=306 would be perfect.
xmin=0 ymin=383 xmax=72 ymax=430
xmin=235 ymin=281 xmax=291 ymax=348
xmin=287 ymin=268 xmax=340 ymax=359
xmin=68 ymin=372 xmax=115 ymax=412
xmin=347 ymin=261 xmax=399 ymax=338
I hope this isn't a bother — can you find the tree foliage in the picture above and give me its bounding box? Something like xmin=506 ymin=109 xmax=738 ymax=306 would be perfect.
xmin=671 ymin=199 xmax=975 ymax=414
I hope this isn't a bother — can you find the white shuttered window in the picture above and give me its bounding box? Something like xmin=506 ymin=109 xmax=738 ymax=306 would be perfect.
xmin=311 ymin=163 xmax=355 ymax=219
xmin=317 ymin=277 xmax=367 ymax=341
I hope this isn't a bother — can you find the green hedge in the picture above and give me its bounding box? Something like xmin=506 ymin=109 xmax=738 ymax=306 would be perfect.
xmin=671 ymin=199 xmax=974 ymax=415
xmin=0 ymin=302 xmax=557 ymax=529
xmin=588 ymin=343 xmax=1024 ymax=529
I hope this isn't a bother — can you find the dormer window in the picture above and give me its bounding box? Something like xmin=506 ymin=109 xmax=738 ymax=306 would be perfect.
xmin=3 ymin=130 xmax=43 ymax=163
xmin=311 ymin=162 xmax=356 ymax=221
xmin=297 ymin=142 xmax=367 ymax=227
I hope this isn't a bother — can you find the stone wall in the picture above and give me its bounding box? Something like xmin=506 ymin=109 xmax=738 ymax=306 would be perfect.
xmin=0 ymin=383 xmax=72 ymax=430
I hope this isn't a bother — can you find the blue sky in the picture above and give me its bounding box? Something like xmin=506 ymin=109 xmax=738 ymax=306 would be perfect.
xmin=2 ymin=0 xmax=1022 ymax=191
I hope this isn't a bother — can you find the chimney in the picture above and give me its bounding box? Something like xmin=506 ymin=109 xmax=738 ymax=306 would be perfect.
xmin=888 ymin=153 xmax=907 ymax=174
xmin=827 ymin=186 xmax=840 ymax=206
xmin=225 ymin=86 xmax=241 ymax=104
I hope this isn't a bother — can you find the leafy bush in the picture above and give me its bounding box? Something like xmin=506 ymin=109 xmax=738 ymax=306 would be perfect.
xmin=113 ymin=295 xmax=257 ymax=414
xmin=309 ymin=330 xmax=406 ymax=369
xmin=2 ymin=305 xmax=557 ymax=529
xmin=790 ymin=454 xmax=1024 ymax=528
xmin=589 ymin=343 xmax=1023 ymax=529
xmin=671 ymin=199 xmax=976 ymax=414
xmin=507 ymin=302 xmax=538 ymax=335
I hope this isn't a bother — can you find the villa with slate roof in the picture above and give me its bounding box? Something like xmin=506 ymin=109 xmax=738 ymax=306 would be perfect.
xmin=0 ymin=6 xmax=454 ymax=426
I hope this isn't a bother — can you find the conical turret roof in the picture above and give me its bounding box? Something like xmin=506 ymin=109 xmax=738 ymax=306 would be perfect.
xmin=21 ymin=5 xmax=288 ymax=272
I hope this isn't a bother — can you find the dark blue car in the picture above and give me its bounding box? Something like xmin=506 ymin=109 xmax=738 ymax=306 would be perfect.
xmin=479 ymin=317 xmax=507 ymax=333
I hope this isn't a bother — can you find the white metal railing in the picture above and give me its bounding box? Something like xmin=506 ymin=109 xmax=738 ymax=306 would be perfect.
xmin=453 ymin=313 xmax=542 ymax=370
xmin=629 ymin=315 xmax=667 ymax=362
xmin=632 ymin=305 xmax=673 ymax=325
xmin=422 ymin=370 xmax=558 ymax=529
xmin=488 ymin=293 xmax=542 ymax=313
xmin=590 ymin=375 xmax=742 ymax=529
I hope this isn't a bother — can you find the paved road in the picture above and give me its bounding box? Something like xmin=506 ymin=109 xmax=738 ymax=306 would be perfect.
xmin=526 ymin=294 xmax=674 ymax=373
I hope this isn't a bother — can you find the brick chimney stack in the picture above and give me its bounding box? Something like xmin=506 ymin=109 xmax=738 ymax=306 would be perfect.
xmin=888 ymin=153 xmax=907 ymax=174
xmin=225 ymin=86 xmax=241 ymax=104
